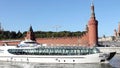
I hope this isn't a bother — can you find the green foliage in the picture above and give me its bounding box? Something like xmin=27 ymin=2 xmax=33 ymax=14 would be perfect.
xmin=0 ymin=30 xmax=86 ymax=40
xmin=0 ymin=31 xmax=24 ymax=40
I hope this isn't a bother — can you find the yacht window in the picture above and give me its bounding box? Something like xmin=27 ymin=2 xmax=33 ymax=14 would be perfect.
xmin=73 ymin=60 xmax=75 ymax=62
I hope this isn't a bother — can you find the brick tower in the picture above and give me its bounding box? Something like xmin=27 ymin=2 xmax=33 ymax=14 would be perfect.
xmin=88 ymin=1 xmax=98 ymax=46
xmin=25 ymin=26 xmax=36 ymax=41
xmin=114 ymin=23 xmax=120 ymax=37
xmin=117 ymin=23 xmax=120 ymax=36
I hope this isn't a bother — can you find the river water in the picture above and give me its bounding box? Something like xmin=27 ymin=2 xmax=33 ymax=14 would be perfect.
xmin=0 ymin=54 xmax=120 ymax=68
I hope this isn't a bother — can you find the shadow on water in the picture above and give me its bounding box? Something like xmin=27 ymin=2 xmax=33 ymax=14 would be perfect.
xmin=33 ymin=63 xmax=113 ymax=68
xmin=0 ymin=54 xmax=119 ymax=68
xmin=0 ymin=62 xmax=114 ymax=68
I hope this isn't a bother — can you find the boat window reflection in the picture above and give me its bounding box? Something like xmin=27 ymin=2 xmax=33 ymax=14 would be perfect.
xmin=8 ymin=46 xmax=100 ymax=55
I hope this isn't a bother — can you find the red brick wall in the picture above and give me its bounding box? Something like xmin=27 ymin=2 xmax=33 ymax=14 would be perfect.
xmin=36 ymin=32 xmax=89 ymax=46
xmin=0 ymin=33 xmax=89 ymax=46
xmin=0 ymin=41 xmax=19 ymax=46
xmin=79 ymin=32 xmax=89 ymax=46
xmin=36 ymin=37 xmax=79 ymax=46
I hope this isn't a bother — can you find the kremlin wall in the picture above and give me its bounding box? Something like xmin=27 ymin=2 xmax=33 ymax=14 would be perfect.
xmin=1 ymin=2 xmax=120 ymax=47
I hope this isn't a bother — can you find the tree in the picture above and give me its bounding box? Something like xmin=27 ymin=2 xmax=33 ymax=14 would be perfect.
xmin=10 ymin=31 xmax=17 ymax=39
xmin=2 ymin=31 xmax=10 ymax=39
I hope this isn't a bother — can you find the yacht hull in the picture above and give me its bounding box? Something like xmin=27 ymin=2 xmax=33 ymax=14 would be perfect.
xmin=0 ymin=52 xmax=114 ymax=63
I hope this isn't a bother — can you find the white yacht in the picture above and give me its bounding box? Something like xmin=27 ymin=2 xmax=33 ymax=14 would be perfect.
xmin=0 ymin=40 xmax=116 ymax=63
xmin=17 ymin=40 xmax=40 ymax=47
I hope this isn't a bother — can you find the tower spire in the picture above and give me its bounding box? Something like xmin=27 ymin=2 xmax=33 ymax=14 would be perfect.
xmin=29 ymin=25 xmax=33 ymax=32
xmin=91 ymin=0 xmax=94 ymax=5
xmin=91 ymin=0 xmax=95 ymax=19
xmin=0 ymin=22 xmax=1 ymax=30
xmin=25 ymin=25 xmax=36 ymax=41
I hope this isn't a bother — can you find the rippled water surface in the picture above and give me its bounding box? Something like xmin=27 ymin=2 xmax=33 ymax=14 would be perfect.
xmin=0 ymin=54 xmax=120 ymax=68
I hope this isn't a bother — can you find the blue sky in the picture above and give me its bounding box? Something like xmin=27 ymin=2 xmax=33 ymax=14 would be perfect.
xmin=0 ymin=0 xmax=120 ymax=37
